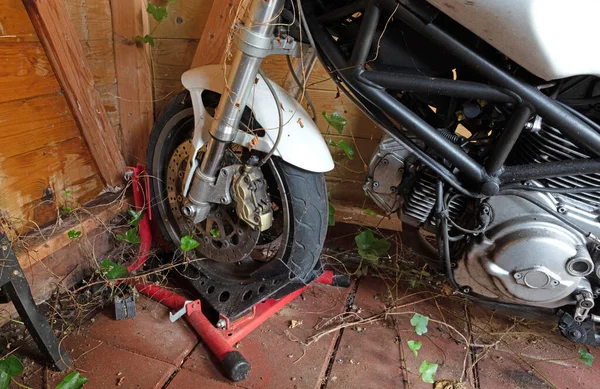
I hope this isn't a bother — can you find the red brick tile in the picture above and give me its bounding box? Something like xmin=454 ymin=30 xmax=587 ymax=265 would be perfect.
xmin=20 ymin=333 xmax=176 ymax=389
xmin=183 ymin=282 xmax=351 ymax=388
xmin=476 ymin=349 xmax=597 ymax=389
xmin=326 ymin=277 xmax=405 ymax=389
xmin=83 ymin=295 xmax=198 ymax=365
xmin=166 ymin=369 xmax=236 ymax=389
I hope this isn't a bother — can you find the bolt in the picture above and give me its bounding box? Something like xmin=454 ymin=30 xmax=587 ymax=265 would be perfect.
xmin=372 ymin=181 xmax=380 ymax=188
xmin=221 ymin=170 xmax=228 ymax=177
xmin=390 ymin=186 xmax=397 ymax=193
xmin=382 ymin=159 xmax=389 ymax=165
xmin=177 ymin=195 xmax=182 ymax=202
xmin=216 ymin=319 xmax=227 ymax=329
xmin=551 ymin=280 xmax=560 ymax=286
xmin=182 ymin=205 xmax=195 ymax=216
xmin=221 ymin=197 xmax=228 ymax=204
xmin=514 ymin=272 xmax=522 ymax=279
xmin=254 ymin=215 xmax=260 ymax=222
xmin=462 ymin=287 xmax=471 ymax=294
xmin=557 ymin=206 xmax=567 ymax=214
xmin=178 ymin=171 xmax=184 ymax=178
xmin=569 ymin=329 xmax=582 ymax=339
xmin=244 ymin=176 xmax=250 ymax=184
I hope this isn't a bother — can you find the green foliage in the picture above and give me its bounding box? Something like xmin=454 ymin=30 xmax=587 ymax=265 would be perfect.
xmin=117 ymin=228 xmax=141 ymax=244
xmin=55 ymin=371 xmax=89 ymax=389
xmin=100 ymin=259 xmax=129 ymax=280
xmin=127 ymin=209 xmax=143 ymax=227
xmin=329 ymin=139 xmax=355 ymax=160
xmin=146 ymin=3 xmax=168 ymax=21
xmin=410 ymin=313 xmax=429 ymax=336
xmin=407 ymin=340 xmax=422 ymax=357
xmin=209 ymin=228 xmax=221 ymax=238
xmin=579 ymin=348 xmax=594 ymax=366
xmin=328 ymin=203 xmax=336 ymax=226
xmin=0 ymin=355 xmax=23 ymax=389
xmin=354 ymin=230 xmax=390 ymax=263
xmin=419 ymin=360 xmax=438 ymax=383
xmin=180 ymin=235 xmax=199 ymax=252
xmin=322 ymin=111 xmax=348 ymax=134
xmin=363 ymin=208 xmax=377 ymax=216
xmin=61 ymin=207 xmax=72 ymax=215
xmin=132 ymin=34 xmax=155 ymax=47
xmin=68 ymin=230 xmax=82 ymax=240
xmin=64 ymin=190 xmax=71 ymax=196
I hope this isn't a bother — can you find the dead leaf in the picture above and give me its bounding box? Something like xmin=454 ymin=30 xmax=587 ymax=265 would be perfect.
xmin=434 ymin=380 xmax=467 ymax=389
xmin=297 ymin=118 xmax=304 ymax=128
xmin=289 ymin=320 xmax=303 ymax=329
xmin=117 ymin=377 xmax=126 ymax=386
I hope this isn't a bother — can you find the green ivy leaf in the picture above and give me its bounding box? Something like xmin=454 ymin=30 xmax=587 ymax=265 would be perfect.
xmin=99 ymin=259 xmax=129 ymax=280
xmin=419 ymin=360 xmax=438 ymax=383
xmin=180 ymin=235 xmax=199 ymax=252
xmin=354 ymin=230 xmax=390 ymax=263
xmin=0 ymin=371 xmax=10 ymax=389
xmin=579 ymin=348 xmax=594 ymax=366
xmin=132 ymin=34 xmax=155 ymax=47
xmin=61 ymin=207 xmax=72 ymax=215
xmin=407 ymin=340 xmax=422 ymax=357
xmin=146 ymin=3 xmax=168 ymax=22
xmin=408 ymin=279 xmax=422 ymax=289
xmin=410 ymin=313 xmax=429 ymax=336
xmin=55 ymin=371 xmax=89 ymax=389
xmin=0 ymin=355 xmax=23 ymax=377
xmin=127 ymin=209 xmax=143 ymax=227
xmin=67 ymin=230 xmax=82 ymax=240
xmin=64 ymin=190 xmax=71 ymax=196
xmin=322 ymin=111 xmax=348 ymax=134
xmin=209 ymin=228 xmax=221 ymax=238
xmin=329 ymin=139 xmax=355 ymax=160
xmin=363 ymin=208 xmax=377 ymax=216
xmin=328 ymin=203 xmax=336 ymax=226
xmin=117 ymin=228 xmax=141 ymax=244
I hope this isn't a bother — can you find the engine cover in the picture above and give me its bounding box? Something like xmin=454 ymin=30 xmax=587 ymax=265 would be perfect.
xmin=455 ymin=194 xmax=594 ymax=308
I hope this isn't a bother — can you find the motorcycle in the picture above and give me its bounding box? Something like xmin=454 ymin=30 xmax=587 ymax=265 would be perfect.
xmin=146 ymin=0 xmax=600 ymax=345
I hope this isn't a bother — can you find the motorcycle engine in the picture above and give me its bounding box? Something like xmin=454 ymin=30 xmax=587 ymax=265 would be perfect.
xmin=365 ymin=125 xmax=600 ymax=309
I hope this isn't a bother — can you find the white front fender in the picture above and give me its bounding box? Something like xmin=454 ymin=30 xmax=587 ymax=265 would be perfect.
xmin=181 ymin=65 xmax=334 ymax=175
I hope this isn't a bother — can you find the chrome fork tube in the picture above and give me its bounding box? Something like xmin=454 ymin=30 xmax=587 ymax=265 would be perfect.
xmin=185 ymin=0 xmax=285 ymax=221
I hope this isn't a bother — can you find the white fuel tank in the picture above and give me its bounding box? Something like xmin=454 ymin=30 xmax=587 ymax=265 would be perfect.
xmin=427 ymin=0 xmax=600 ymax=81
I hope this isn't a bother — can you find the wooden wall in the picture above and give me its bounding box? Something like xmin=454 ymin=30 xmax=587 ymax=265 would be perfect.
xmin=0 ymin=0 xmax=106 ymax=234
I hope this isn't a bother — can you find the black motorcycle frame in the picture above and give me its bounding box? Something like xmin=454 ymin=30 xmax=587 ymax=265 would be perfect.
xmin=300 ymin=0 xmax=600 ymax=199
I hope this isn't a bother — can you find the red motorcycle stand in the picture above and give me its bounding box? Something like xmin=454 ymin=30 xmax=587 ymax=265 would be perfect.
xmin=125 ymin=165 xmax=350 ymax=382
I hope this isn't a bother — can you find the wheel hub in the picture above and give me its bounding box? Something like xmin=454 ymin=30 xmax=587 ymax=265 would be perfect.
xmin=167 ymin=141 xmax=259 ymax=263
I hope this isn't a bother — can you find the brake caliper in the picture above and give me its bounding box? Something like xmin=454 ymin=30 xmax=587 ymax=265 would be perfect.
xmin=233 ymin=163 xmax=273 ymax=231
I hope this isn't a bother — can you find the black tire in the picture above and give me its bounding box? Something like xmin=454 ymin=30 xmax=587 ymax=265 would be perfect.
xmin=146 ymin=90 xmax=328 ymax=287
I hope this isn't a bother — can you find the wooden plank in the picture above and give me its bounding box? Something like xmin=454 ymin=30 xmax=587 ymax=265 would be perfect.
xmin=0 ymin=0 xmax=38 ymax=42
xmin=0 ymin=94 xmax=80 ymax=159
xmin=331 ymin=200 xmax=402 ymax=231
xmin=149 ymin=0 xmax=213 ymax=40
xmin=80 ymin=39 xmax=116 ymax=85
xmin=0 ymin=42 xmax=60 ymax=103
xmin=154 ymin=78 xmax=184 ymax=115
xmin=23 ymin=0 xmax=127 ymax=187
xmin=95 ymin=83 xmax=121 ymax=132
xmin=110 ymin=0 xmax=154 ymax=166
xmin=0 ymin=137 xmax=105 ymax=233
xmin=153 ymin=38 xmax=198 ymax=80
xmin=64 ymin=0 xmax=113 ymax=41
xmin=191 ymin=0 xmax=244 ymax=67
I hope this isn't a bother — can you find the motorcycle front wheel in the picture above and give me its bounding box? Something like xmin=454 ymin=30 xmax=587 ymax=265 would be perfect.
xmin=146 ymin=90 xmax=328 ymax=293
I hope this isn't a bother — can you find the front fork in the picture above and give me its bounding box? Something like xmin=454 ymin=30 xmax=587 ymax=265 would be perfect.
xmin=182 ymin=0 xmax=285 ymax=224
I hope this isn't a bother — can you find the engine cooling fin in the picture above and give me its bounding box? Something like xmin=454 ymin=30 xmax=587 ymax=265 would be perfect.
xmin=511 ymin=125 xmax=600 ymax=205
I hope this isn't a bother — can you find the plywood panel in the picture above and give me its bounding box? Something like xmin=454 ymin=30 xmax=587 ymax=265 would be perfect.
xmin=0 ymin=0 xmax=38 ymax=41
xmin=153 ymin=38 xmax=198 ymax=80
xmin=0 ymin=136 xmax=104 ymax=232
xmin=0 ymin=94 xmax=81 ymax=159
xmin=149 ymin=0 xmax=213 ymax=40
xmin=0 ymin=42 xmax=60 ymax=103
xmin=64 ymin=0 xmax=113 ymax=41
xmin=80 ymin=39 xmax=116 ymax=85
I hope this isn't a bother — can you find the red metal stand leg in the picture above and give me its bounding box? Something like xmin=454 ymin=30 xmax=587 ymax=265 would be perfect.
xmin=134 ymin=270 xmax=347 ymax=382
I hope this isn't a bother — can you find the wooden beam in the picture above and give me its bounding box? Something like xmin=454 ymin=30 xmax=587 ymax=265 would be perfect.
xmin=331 ymin=200 xmax=402 ymax=231
xmin=191 ymin=0 xmax=244 ymax=68
xmin=22 ymin=0 xmax=127 ymax=187
xmin=110 ymin=0 xmax=153 ymax=166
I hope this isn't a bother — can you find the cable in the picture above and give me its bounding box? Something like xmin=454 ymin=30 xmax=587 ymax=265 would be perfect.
xmin=501 ymin=183 xmax=600 ymax=194
xmin=257 ymin=68 xmax=284 ymax=167
xmin=286 ymin=55 xmax=317 ymax=121
xmin=558 ymin=101 xmax=600 ymax=134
